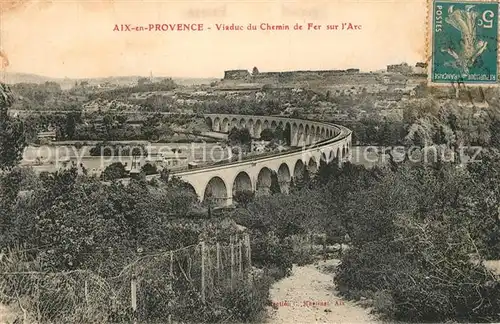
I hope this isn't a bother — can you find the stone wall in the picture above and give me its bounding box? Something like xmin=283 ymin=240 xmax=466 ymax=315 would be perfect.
xmin=224 ymin=70 xmax=251 ymax=80
xmin=223 ymin=68 xmax=361 ymax=82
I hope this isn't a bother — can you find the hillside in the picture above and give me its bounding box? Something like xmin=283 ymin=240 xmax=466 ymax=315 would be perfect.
xmin=2 ymin=72 xmax=218 ymax=89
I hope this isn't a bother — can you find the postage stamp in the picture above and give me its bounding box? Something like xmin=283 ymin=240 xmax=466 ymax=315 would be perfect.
xmin=430 ymin=0 xmax=499 ymax=85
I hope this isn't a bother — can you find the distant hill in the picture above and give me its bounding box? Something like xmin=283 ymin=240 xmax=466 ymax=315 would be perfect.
xmin=1 ymin=72 xmax=218 ymax=89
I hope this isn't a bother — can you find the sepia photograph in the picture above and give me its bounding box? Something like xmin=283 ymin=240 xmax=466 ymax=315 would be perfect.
xmin=0 ymin=0 xmax=500 ymax=323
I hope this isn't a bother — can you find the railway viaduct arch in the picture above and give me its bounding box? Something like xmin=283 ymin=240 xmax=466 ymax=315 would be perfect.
xmin=144 ymin=114 xmax=352 ymax=207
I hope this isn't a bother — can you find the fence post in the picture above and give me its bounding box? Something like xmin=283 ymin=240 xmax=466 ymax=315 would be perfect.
xmin=35 ymin=278 xmax=41 ymax=323
xmin=244 ymin=233 xmax=252 ymax=285
xmin=309 ymin=233 xmax=314 ymax=254
xmin=238 ymin=237 xmax=243 ymax=279
xmin=245 ymin=233 xmax=251 ymax=269
xmin=84 ymin=279 xmax=89 ymax=309
xmin=131 ymin=274 xmax=137 ymax=324
xmin=168 ymin=251 xmax=174 ymax=324
xmin=230 ymin=235 xmax=235 ymax=292
xmin=201 ymin=241 xmax=206 ymax=304
xmin=216 ymin=242 xmax=221 ymax=282
xmin=170 ymin=251 xmax=174 ymax=278
xmin=323 ymin=234 xmax=327 ymax=260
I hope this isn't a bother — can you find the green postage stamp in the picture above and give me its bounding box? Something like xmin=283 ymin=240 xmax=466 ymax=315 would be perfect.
xmin=431 ymin=0 xmax=499 ymax=85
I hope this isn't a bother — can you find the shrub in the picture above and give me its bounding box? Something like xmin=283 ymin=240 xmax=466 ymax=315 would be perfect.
xmin=141 ymin=163 xmax=157 ymax=175
xmin=251 ymin=232 xmax=293 ymax=280
xmin=221 ymin=276 xmax=273 ymax=323
xmin=233 ymin=190 xmax=255 ymax=207
xmin=101 ymin=162 xmax=128 ymax=180
xmin=335 ymin=217 xmax=500 ymax=323
xmin=259 ymin=128 xmax=274 ymax=141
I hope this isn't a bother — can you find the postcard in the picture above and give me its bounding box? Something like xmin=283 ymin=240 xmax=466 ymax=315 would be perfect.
xmin=1 ymin=1 xmax=499 ymax=324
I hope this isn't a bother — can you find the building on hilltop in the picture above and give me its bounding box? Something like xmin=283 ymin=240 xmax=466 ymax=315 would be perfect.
xmin=224 ymin=69 xmax=251 ymax=80
xmin=387 ymin=63 xmax=412 ymax=75
xmin=37 ymin=130 xmax=57 ymax=143
xmin=223 ymin=68 xmax=361 ymax=81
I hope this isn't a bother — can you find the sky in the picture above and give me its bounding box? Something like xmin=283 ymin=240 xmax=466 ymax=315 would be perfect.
xmin=1 ymin=0 xmax=427 ymax=79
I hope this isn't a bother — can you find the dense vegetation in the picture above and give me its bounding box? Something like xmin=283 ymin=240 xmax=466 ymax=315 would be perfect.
xmin=3 ymin=80 xmax=500 ymax=323
xmin=0 ymin=84 xmax=26 ymax=169
xmin=20 ymin=111 xmax=209 ymax=143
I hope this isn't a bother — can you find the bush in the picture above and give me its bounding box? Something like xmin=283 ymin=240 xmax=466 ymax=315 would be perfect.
xmin=141 ymin=163 xmax=157 ymax=175
xmin=228 ymin=127 xmax=251 ymax=146
xmin=73 ymin=142 xmax=84 ymax=150
xmin=233 ymin=190 xmax=255 ymax=207
xmin=101 ymin=162 xmax=128 ymax=180
xmin=293 ymin=251 xmax=314 ymax=266
xmin=335 ymin=218 xmax=500 ymax=323
xmin=221 ymin=276 xmax=273 ymax=323
xmin=259 ymin=128 xmax=274 ymax=141
xmin=251 ymin=232 xmax=293 ymax=280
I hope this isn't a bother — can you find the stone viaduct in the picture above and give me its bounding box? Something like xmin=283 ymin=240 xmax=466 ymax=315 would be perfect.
xmin=144 ymin=113 xmax=352 ymax=207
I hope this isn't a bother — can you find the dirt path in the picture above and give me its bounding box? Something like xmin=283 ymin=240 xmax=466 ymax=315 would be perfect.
xmin=0 ymin=304 xmax=19 ymax=324
xmin=266 ymin=259 xmax=375 ymax=324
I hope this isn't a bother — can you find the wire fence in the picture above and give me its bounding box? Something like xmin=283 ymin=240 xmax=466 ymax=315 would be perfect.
xmin=0 ymin=234 xmax=252 ymax=323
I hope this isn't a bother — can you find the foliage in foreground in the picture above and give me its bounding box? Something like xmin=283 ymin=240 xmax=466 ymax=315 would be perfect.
xmin=0 ymin=166 xmax=277 ymax=323
xmin=332 ymin=158 xmax=500 ymax=322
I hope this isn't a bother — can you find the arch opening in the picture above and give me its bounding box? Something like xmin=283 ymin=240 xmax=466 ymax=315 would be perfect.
xmin=232 ymin=172 xmax=253 ymax=204
xmin=205 ymin=117 xmax=213 ymax=130
xmin=254 ymin=120 xmax=262 ymax=138
xmin=291 ymin=123 xmax=298 ymax=146
xmin=263 ymin=120 xmax=269 ymax=130
xmin=310 ymin=126 xmax=316 ymax=143
xmin=293 ymin=159 xmax=306 ymax=181
xmin=203 ymin=176 xmax=228 ymax=207
xmin=247 ymin=119 xmax=255 ymax=137
xmin=256 ymin=167 xmax=273 ymax=196
xmin=277 ymin=163 xmax=291 ymax=194
xmin=221 ymin=118 xmax=230 ymax=133
xmin=213 ymin=117 xmax=221 ymax=132
xmin=231 ymin=118 xmax=238 ymax=129
xmin=284 ymin=122 xmax=292 ymax=145
xmin=233 ymin=172 xmax=252 ymax=194
xmin=315 ymin=128 xmax=321 ymax=143
xmin=308 ymin=157 xmax=318 ymax=174
xmin=183 ymin=182 xmax=197 ymax=196
xmin=320 ymin=152 xmax=329 ymax=165
xmin=305 ymin=124 xmax=310 ymax=145
xmin=298 ymin=124 xmax=305 ymax=146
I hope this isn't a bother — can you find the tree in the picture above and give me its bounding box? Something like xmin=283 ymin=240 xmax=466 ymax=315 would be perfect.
xmin=270 ymin=171 xmax=281 ymax=194
xmin=334 ymin=162 xmax=500 ymax=322
xmin=141 ymin=163 xmax=158 ymax=176
xmin=273 ymin=126 xmax=285 ymax=142
xmin=260 ymin=128 xmax=274 ymax=141
xmin=0 ymin=83 xmax=26 ymax=170
xmin=102 ymin=162 xmax=128 ymax=181
xmin=160 ymin=168 xmax=171 ymax=183
xmin=294 ymin=168 xmax=311 ymax=191
xmin=228 ymin=127 xmax=252 ymax=146
xmin=252 ymin=67 xmax=260 ymax=76
xmin=64 ymin=112 xmax=81 ymax=139
xmin=233 ymin=190 xmax=255 ymax=208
